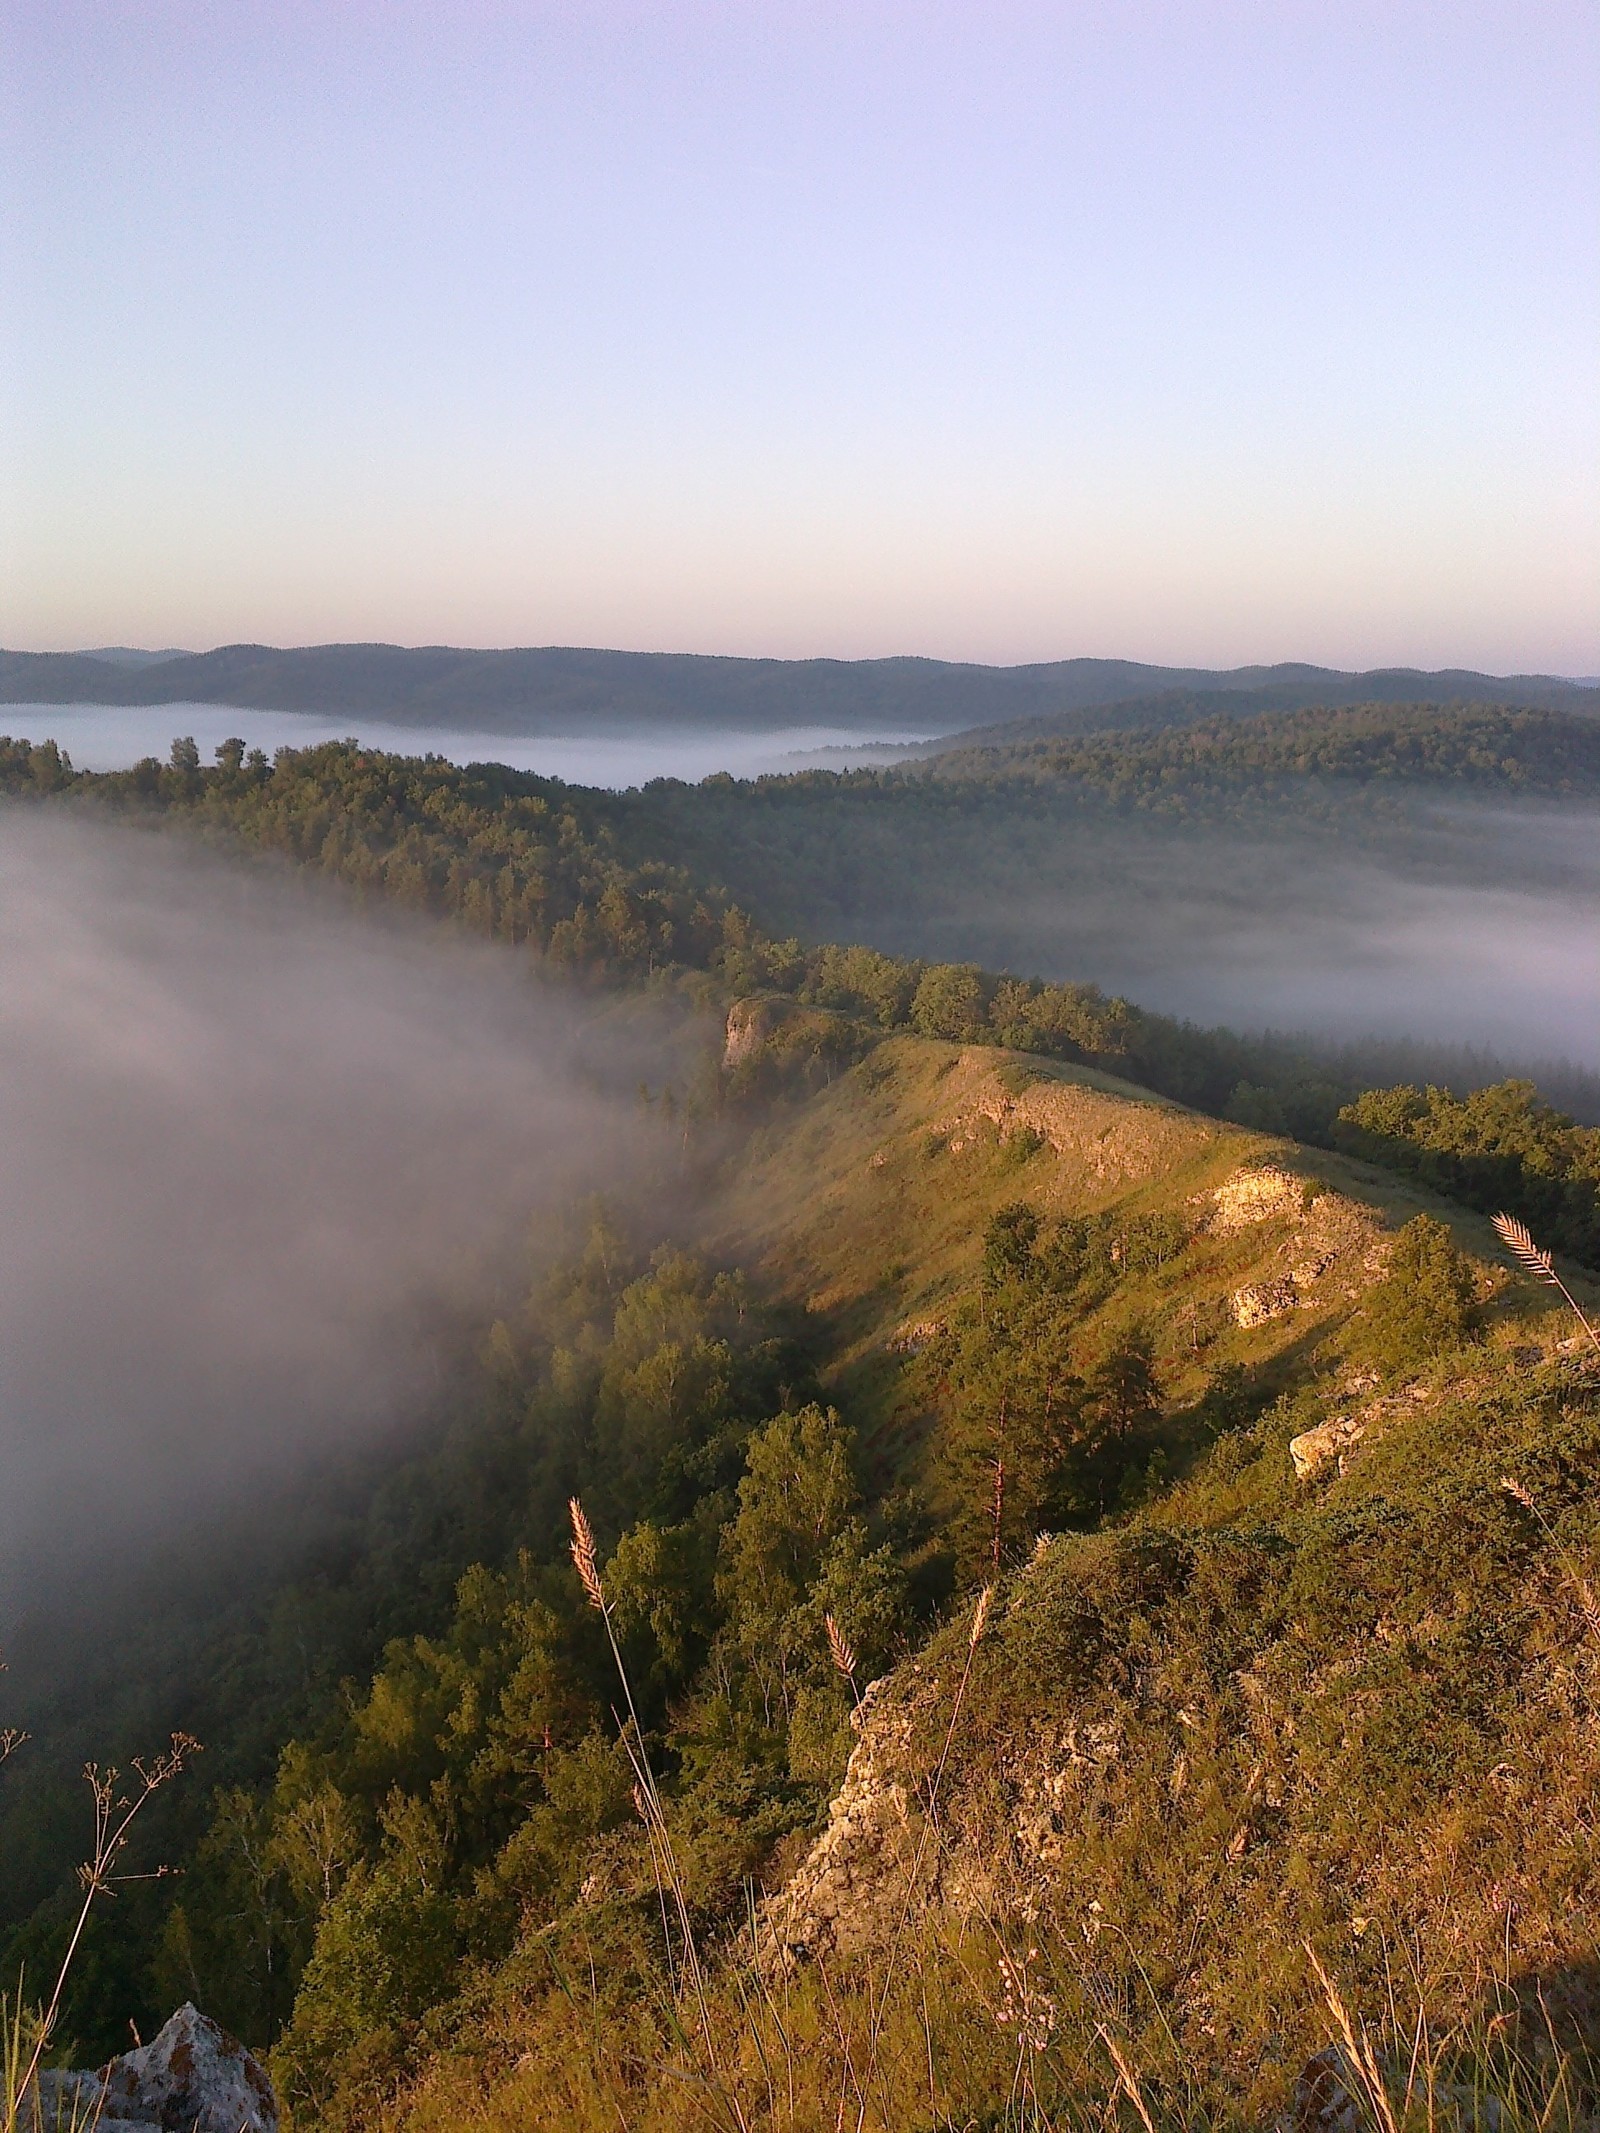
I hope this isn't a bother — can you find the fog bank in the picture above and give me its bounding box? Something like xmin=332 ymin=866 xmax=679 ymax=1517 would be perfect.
xmin=0 ymin=702 xmax=933 ymax=787
xmin=815 ymin=803 xmax=1600 ymax=1076
xmin=0 ymin=811 xmax=667 ymax=1607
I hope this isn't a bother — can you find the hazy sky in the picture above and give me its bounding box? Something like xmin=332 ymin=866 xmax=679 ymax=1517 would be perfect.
xmin=2 ymin=2 xmax=1595 ymax=669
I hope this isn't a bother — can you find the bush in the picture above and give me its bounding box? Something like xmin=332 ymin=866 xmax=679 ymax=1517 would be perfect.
xmin=1354 ymin=1214 xmax=1479 ymax=1372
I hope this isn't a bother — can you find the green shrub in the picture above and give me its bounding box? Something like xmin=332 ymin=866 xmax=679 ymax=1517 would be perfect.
xmin=1354 ymin=1214 xmax=1479 ymax=1372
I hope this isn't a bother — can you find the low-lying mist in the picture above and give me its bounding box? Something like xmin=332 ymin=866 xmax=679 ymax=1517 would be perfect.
xmin=0 ymin=811 xmax=681 ymax=1615
xmin=794 ymin=800 xmax=1600 ymax=1085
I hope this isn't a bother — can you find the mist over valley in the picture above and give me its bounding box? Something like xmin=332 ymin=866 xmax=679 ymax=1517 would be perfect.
xmin=0 ymin=810 xmax=684 ymax=1616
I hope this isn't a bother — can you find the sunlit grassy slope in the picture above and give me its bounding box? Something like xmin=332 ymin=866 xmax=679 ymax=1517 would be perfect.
xmin=712 ymin=1033 xmax=1555 ymax=1415
xmin=353 ymin=1030 xmax=1599 ymax=2133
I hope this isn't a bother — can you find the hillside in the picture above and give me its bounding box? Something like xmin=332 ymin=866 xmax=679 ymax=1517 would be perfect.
xmin=252 ymin=1025 xmax=1599 ymax=2131
xmin=917 ymin=680 xmax=1600 ymax=757
xmin=1 ymin=732 xmax=1598 ymax=2128
xmin=1 ymin=642 xmax=1592 ymax=735
xmin=0 ymin=729 xmax=1546 ymax=1140
xmin=7 ymin=992 xmax=1596 ymax=2129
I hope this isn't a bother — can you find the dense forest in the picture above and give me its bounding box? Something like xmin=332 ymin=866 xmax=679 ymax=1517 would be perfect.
xmin=3 ymin=712 xmax=1596 ymax=1202
xmin=4 ymin=1022 xmax=1597 ymax=2129
xmin=4 ymin=710 xmax=1598 ymax=1143
xmin=627 ymin=702 xmax=1600 ymax=896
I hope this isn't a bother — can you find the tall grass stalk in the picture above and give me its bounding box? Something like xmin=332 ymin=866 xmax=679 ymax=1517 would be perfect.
xmin=853 ymin=1582 xmax=992 ymax=2132
xmin=1492 ymin=1213 xmax=1600 ymax=1357
xmin=569 ymin=1497 xmax=751 ymax=2133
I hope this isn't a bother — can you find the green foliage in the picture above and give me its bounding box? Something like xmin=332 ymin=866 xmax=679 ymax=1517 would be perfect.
xmin=925 ymin=699 xmax=1600 ymax=801
xmin=919 ymin=1206 xmax=1193 ymax=1573
xmin=715 ymin=1406 xmax=869 ymax=1718
xmin=911 ymin=962 xmax=990 ymax=1041
xmin=5 ymin=719 xmax=1599 ymax=2128
xmin=1337 ymin=1079 xmax=1600 ymax=1268
xmin=1351 ymin=1214 xmax=1480 ymax=1373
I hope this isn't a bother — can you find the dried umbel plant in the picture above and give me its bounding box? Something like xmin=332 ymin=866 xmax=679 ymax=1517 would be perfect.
xmin=8 ymin=1733 xmax=200 ymax=2124
xmin=0 ymin=1652 xmax=28 ymax=1768
xmin=1492 ymin=1213 xmax=1600 ymax=1357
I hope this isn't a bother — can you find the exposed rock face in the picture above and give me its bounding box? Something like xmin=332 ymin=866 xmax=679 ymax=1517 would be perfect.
xmin=935 ymin=1056 xmax=1213 ymax=1188
xmin=1206 ymin=1164 xmax=1387 ymax=1328
xmin=724 ymin=995 xmax=798 ymax=1067
xmin=758 ymin=1679 xmax=932 ymax=1967
xmin=1288 ymin=1412 xmax=1367 ymax=1480
xmin=723 ymin=996 xmax=856 ymax=1079
xmin=1235 ymin=1275 xmax=1300 ymax=1328
xmin=1210 ymin=1165 xmax=1305 ymax=1232
xmin=1288 ymin=1381 xmax=1437 ymax=1483
xmin=27 ymin=2004 xmax=277 ymax=2133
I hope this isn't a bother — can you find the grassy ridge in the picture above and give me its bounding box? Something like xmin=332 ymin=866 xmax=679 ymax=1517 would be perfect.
xmin=263 ymin=1039 xmax=1600 ymax=2128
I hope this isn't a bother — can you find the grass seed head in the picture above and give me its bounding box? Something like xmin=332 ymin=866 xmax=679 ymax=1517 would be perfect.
xmin=568 ymin=1496 xmax=604 ymax=1612
xmin=825 ymin=1613 xmax=858 ymax=1680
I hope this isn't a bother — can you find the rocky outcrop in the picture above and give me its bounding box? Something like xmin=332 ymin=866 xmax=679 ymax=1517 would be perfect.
xmin=1288 ymin=1413 xmax=1368 ymax=1480
xmin=1209 ymin=1165 xmax=1305 ymax=1232
xmin=935 ymin=1054 xmax=1216 ymax=1190
xmin=1235 ymin=1275 xmax=1301 ymax=1328
xmin=758 ymin=1679 xmax=935 ymax=1968
xmin=724 ymin=995 xmax=799 ymax=1067
xmin=723 ymin=996 xmax=858 ymax=1079
xmin=1207 ymin=1164 xmax=1387 ymax=1328
xmin=1289 ymin=1381 xmax=1437 ymax=1483
xmin=25 ymin=2005 xmax=277 ymax=2133
xmin=1289 ymin=2040 xmax=1503 ymax=2132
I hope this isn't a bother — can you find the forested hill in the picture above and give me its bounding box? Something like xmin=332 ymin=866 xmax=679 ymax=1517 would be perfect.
xmin=5 ymin=720 xmax=1600 ymax=2129
xmin=4 ymin=707 xmax=1598 ymax=1167
xmin=0 ymin=640 xmax=1591 ymax=734
xmin=918 ymin=699 xmax=1600 ymax=802
xmin=920 ymin=678 xmax=1600 ymax=755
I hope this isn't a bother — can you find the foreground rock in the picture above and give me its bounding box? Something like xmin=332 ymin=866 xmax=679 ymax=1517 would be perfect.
xmin=27 ymin=2004 xmax=277 ymax=2133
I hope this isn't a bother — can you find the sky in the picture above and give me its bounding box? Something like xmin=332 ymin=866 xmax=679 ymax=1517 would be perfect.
xmin=1 ymin=2 xmax=1595 ymax=670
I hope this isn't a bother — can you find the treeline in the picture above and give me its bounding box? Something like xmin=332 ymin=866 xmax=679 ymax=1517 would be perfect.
xmin=0 ymin=732 xmax=1357 ymax=1125
xmin=1336 ymin=1079 xmax=1600 ymax=1269
xmin=923 ymin=699 xmax=1600 ymax=802
xmin=7 ymin=728 xmax=1598 ymax=1224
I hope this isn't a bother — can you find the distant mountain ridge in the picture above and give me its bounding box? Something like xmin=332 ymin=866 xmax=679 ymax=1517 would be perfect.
xmin=0 ymin=642 xmax=1593 ymax=737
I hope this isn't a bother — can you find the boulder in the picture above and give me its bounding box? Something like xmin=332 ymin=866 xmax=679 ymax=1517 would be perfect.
xmin=27 ymin=2005 xmax=277 ymax=2133
xmin=1289 ymin=1413 xmax=1366 ymax=1481
xmin=1234 ymin=1275 xmax=1299 ymax=1328
xmin=1291 ymin=2044 xmax=1364 ymax=2133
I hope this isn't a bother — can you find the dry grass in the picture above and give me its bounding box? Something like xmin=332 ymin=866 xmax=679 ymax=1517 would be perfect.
xmin=1493 ymin=1214 xmax=1600 ymax=1358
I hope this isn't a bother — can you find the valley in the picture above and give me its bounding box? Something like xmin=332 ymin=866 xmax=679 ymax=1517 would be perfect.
xmin=2 ymin=709 xmax=1598 ymax=2129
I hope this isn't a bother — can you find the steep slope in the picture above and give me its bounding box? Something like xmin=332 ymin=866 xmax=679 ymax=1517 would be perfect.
xmin=711 ymin=1033 xmax=1513 ymax=1415
xmin=334 ymin=1032 xmax=1599 ymax=2132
